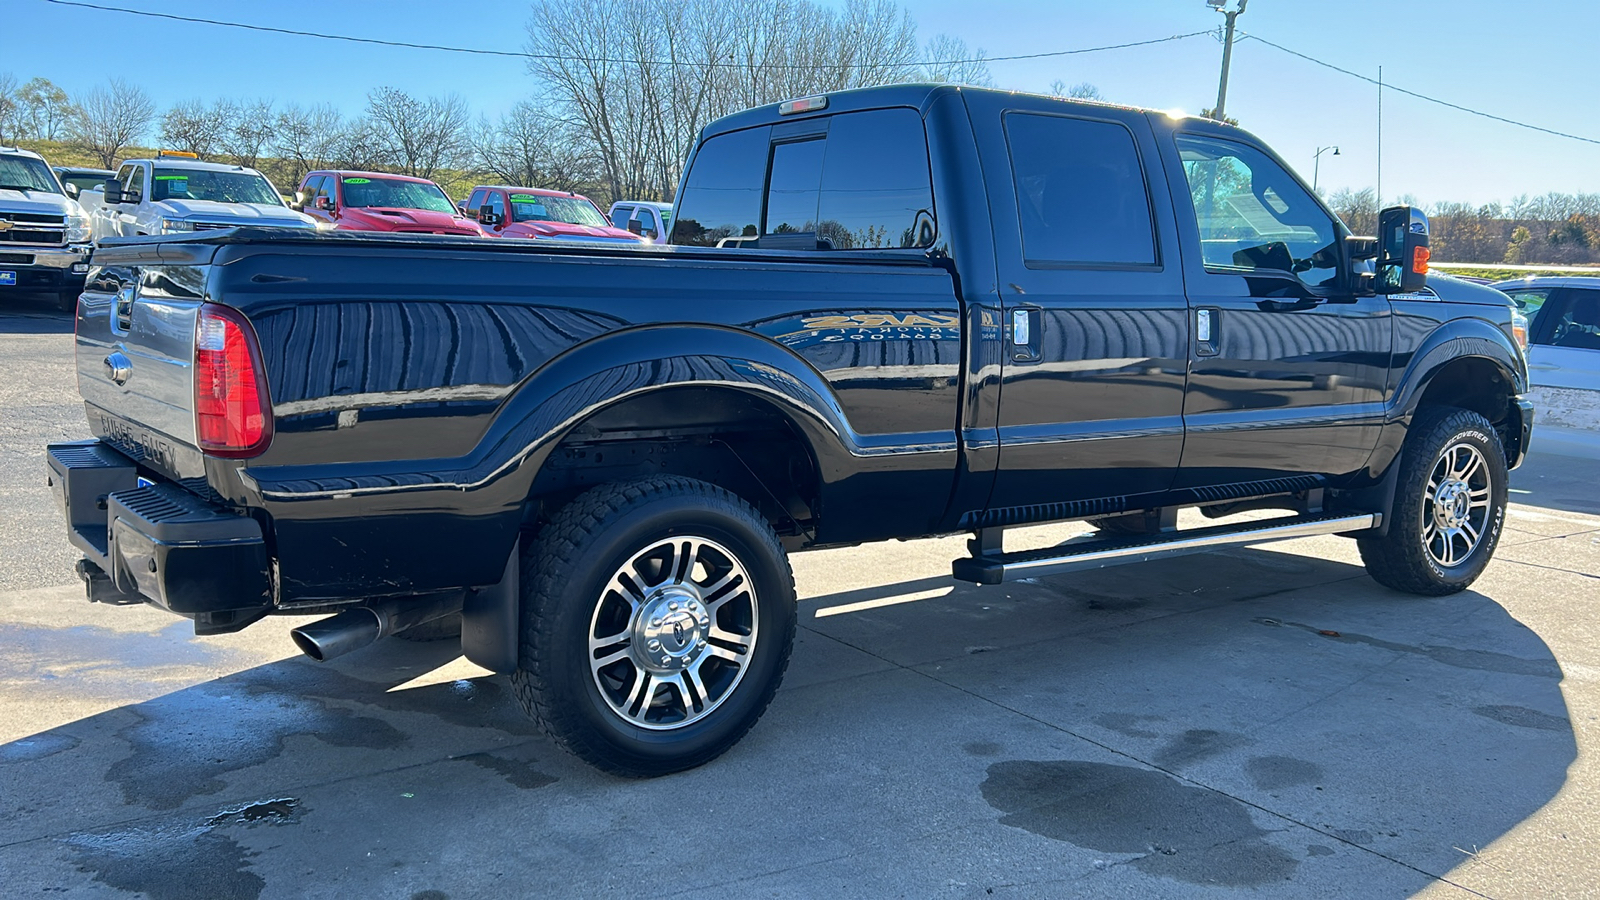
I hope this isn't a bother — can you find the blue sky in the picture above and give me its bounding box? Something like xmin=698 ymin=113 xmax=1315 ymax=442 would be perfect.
xmin=5 ymin=0 xmax=1596 ymax=206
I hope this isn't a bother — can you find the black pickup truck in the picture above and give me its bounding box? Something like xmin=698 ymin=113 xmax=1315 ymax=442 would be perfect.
xmin=48 ymin=85 xmax=1532 ymax=776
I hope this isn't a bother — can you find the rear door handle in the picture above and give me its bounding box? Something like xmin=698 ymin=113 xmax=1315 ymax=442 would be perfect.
xmin=1010 ymin=307 xmax=1041 ymax=363
xmin=1196 ymin=308 xmax=1220 ymax=357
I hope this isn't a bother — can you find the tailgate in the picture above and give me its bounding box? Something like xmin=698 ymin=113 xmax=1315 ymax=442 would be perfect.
xmin=76 ymin=241 xmax=217 ymax=474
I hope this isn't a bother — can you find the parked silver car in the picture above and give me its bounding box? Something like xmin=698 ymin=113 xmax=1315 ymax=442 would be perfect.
xmin=1493 ymin=276 xmax=1600 ymax=441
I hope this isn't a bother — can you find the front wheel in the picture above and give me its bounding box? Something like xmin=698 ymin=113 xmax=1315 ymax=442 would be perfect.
xmin=1358 ymin=407 xmax=1508 ymax=595
xmin=57 ymin=291 xmax=79 ymax=314
xmin=510 ymin=476 xmax=796 ymax=776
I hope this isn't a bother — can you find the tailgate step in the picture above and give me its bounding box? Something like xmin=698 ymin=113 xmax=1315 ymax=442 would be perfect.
xmin=952 ymin=512 xmax=1381 ymax=585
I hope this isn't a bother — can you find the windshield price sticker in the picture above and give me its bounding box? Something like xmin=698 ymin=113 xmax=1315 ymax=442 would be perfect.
xmin=345 ymin=178 xmax=371 ymax=184
xmin=511 ymin=194 xmax=540 ymax=203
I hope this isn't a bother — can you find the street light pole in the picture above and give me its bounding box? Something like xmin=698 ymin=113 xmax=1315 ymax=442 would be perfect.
xmin=1313 ymin=145 xmax=1339 ymax=192
xmin=1210 ymin=0 xmax=1249 ymax=121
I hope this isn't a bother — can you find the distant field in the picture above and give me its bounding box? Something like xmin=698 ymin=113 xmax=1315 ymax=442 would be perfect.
xmin=1434 ymin=263 xmax=1600 ymax=281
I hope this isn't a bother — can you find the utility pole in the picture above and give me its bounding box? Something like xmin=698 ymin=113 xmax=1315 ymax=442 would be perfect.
xmin=1210 ymin=0 xmax=1249 ymax=121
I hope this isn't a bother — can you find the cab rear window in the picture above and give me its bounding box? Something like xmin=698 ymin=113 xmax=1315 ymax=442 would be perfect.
xmin=671 ymin=108 xmax=935 ymax=250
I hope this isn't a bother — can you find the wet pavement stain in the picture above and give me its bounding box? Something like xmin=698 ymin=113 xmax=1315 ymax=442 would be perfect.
xmin=0 ymin=732 xmax=79 ymax=763
xmin=205 ymin=797 xmax=303 ymax=827
xmin=456 ymin=752 xmax=557 ymax=790
xmin=1473 ymin=705 xmax=1570 ymax=731
xmin=1152 ymin=729 xmax=1250 ymax=769
xmin=981 ymin=759 xmax=1298 ymax=887
xmin=91 ymin=658 xmax=543 ymax=810
xmin=964 ymin=741 xmax=1003 ymax=757
xmin=66 ymin=825 xmax=264 ymax=900
xmin=411 ymin=891 xmax=450 ymax=900
xmin=106 ymin=682 xmax=406 ymax=809
xmin=1306 ymin=844 xmax=1335 ymax=857
xmin=1254 ymin=619 xmax=1562 ymax=678
xmin=1245 ymin=755 xmax=1324 ymax=791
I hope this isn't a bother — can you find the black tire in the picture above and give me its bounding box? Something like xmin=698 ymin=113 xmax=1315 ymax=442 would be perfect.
xmin=510 ymin=476 xmax=796 ymax=777
xmin=58 ymin=291 xmax=79 ymax=315
xmin=395 ymin=612 xmax=462 ymax=642
xmin=1358 ymin=406 xmax=1508 ymax=595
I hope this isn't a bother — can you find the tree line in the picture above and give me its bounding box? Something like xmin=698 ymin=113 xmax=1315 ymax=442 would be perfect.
xmin=1327 ymin=188 xmax=1600 ymax=267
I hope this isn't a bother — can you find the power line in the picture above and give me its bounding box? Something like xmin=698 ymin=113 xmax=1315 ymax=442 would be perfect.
xmin=39 ymin=0 xmax=1210 ymax=70
xmin=1241 ymin=31 xmax=1600 ymax=147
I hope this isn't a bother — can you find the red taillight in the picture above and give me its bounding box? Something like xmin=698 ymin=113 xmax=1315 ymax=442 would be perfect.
xmin=194 ymin=303 xmax=272 ymax=457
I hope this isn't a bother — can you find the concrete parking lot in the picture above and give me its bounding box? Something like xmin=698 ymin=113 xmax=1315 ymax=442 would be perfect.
xmin=2 ymin=295 xmax=1598 ymax=899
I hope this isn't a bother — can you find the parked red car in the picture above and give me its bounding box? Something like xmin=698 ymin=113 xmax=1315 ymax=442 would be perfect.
xmin=296 ymin=171 xmax=483 ymax=236
xmin=463 ymin=185 xmax=644 ymax=243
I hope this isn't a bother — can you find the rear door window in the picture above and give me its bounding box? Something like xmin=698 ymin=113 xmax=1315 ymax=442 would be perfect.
xmin=1005 ymin=113 xmax=1156 ymax=267
xmin=611 ymin=205 xmax=633 ymax=229
xmin=487 ymin=191 xmax=507 ymax=224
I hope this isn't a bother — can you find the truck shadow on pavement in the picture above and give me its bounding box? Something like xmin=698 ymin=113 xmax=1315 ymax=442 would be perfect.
xmin=0 ymin=547 xmax=1578 ymax=898
xmin=0 ymin=295 xmax=74 ymax=332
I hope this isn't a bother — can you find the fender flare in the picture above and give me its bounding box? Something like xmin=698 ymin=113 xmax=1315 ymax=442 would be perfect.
xmin=1390 ymin=315 xmax=1528 ymax=420
xmin=1357 ymin=314 xmax=1529 ymax=505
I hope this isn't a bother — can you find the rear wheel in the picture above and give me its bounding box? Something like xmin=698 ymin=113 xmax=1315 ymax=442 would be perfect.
xmin=1358 ymin=407 xmax=1508 ymax=595
xmin=510 ymin=476 xmax=795 ymax=777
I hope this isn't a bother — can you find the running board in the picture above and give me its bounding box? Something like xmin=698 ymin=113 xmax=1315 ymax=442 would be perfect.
xmin=952 ymin=512 xmax=1381 ymax=585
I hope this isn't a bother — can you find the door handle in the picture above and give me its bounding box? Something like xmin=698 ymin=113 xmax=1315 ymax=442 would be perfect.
xmin=1010 ymin=307 xmax=1041 ymax=363
xmin=1196 ymin=308 xmax=1220 ymax=357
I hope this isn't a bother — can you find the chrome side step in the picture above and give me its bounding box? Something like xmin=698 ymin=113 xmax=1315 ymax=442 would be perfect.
xmin=952 ymin=512 xmax=1381 ymax=585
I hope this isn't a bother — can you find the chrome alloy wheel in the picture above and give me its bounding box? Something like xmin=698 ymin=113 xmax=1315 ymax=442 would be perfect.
xmin=1422 ymin=441 xmax=1493 ymax=568
xmin=587 ymin=536 xmax=759 ymax=730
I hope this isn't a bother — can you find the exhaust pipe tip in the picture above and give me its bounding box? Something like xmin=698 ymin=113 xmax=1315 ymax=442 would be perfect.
xmin=290 ymin=608 xmax=383 ymax=662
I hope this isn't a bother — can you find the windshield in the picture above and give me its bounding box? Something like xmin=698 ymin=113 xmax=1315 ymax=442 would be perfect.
xmin=152 ymin=167 xmax=282 ymax=205
xmin=510 ymin=193 xmax=609 ymax=227
xmin=343 ymin=177 xmax=456 ymax=213
xmin=0 ymin=155 xmax=62 ymax=194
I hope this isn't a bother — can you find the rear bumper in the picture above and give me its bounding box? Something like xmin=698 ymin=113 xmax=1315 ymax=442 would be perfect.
xmin=0 ymin=244 xmax=90 ymax=291
xmin=47 ymin=440 xmax=273 ymax=625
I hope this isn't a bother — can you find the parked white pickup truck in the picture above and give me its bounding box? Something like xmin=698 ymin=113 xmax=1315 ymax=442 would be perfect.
xmin=0 ymin=145 xmax=93 ymax=312
xmin=77 ymin=151 xmax=316 ymax=241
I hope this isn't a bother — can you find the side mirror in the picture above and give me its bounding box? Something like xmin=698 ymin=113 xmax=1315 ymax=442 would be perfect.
xmin=64 ymin=183 xmax=80 ymax=198
xmin=315 ymin=196 xmax=334 ymax=211
xmin=293 ymin=191 xmax=305 ymax=208
xmin=1375 ymin=205 xmax=1430 ymax=294
xmin=456 ymin=203 xmax=468 ymax=216
xmin=479 ymin=205 xmax=501 ymax=226
xmin=102 ymin=180 xmax=123 ymax=205
xmin=626 ymin=218 xmax=644 ymax=235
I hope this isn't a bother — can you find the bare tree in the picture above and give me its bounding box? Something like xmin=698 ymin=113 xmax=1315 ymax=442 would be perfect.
xmin=160 ymin=98 xmax=227 ymax=158
xmin=525 ymin=0 xmax=928 ymax=206
xmin=1048 ymin=80 xmax=1104 ymax=100
xmin=921 ymin=34 xmax=993 ymax=87
xmin=18 ymin=78 xmax=74 ymax=141
xmin=365 ymin=87 xmax=471 ymax=179
xmin=474 ymin=100 xmax=598 ymax=192
xmin=273 ymin=102 xmax=345 ymax=187
xmin=0 ymin=72 xmax=18 ymax=144
xmin=218 ymin=99 xmax=275 ymax=169
xmin=70 ymin=79 xmax=156 ymax=168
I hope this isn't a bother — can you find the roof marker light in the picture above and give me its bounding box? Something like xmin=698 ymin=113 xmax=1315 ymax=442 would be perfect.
xmin=779 ymin=95 xmax=828 ymax=116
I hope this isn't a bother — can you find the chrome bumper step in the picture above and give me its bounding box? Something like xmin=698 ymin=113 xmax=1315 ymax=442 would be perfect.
xmin=952 ymin=512 xmax=1381 ymax=585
